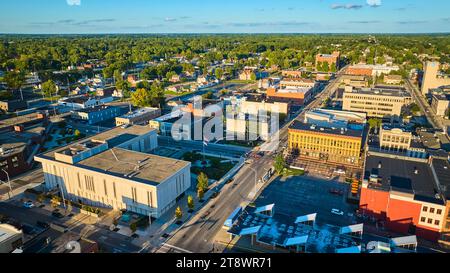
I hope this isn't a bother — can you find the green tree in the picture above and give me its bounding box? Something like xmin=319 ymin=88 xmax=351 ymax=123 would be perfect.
xmin=250 ymin=72 xmax=257 ymax=81
xmin=113 ymin=70 xmax=122 ymax=84
xmin=215 ymin=68 xmax=224 ymax=80
xmin=368 ymin=118 xmax=382 ymax=129
xmin=187 ymin=195 xmax=194 ymax=210
xmin=197 ymin=172 xmax=209 ymax=193
xmin=131 ymin=88 xmax=151 ymax=107
xmin=175 ymin=206 xmax=183 ymax=220
xmin=4 ymin=70 xmax=25 ymax=92
xmin=42 ymin=80 xmax=57 ymax=98
xmin=410 ymin=103 xmax=420 ymax=114
xmin=274 ymin=154 xmax=286 ymax=175
xmin=130 ymin=222 xmax=137 ymax=233
xmin=202 ymin=91 xmax=213 ymax=100
xmin=74 ymin=129 xmax=81 ymax=137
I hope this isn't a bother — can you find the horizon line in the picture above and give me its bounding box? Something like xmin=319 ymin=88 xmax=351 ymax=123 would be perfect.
xmin=0 ymin=32 xmax=449 ymax=36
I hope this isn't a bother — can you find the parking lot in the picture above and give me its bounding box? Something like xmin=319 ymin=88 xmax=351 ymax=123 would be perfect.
xmin=255 ymin=176 xmax=358 ymax=227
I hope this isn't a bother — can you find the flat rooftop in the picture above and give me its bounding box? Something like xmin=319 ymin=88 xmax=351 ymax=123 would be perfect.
xmin=77 ymin=147 xmax=190 ymax=185
xmin=431 ymin=158 xmax=450 ymax=200
xmin=118 ymin=107 xmax=160 ymax=119
xmin=41 ymin=125 xmax=154 ymax=159
xmin=276 ymin=87 xmax=313 ymax=94
xmin=76 ymin=105 xmax=118 ymax=113
xmin=364 ymin=155 xmax=443 ymax=204
xmin=289 ymin=120 xmax=364 ymax=138
xmin=0 ymin=113 xmax=44 ymax=130
xmin=345 ymin=87 xmax=409 ymax=98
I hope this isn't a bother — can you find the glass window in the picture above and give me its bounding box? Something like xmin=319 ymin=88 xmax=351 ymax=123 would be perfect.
xmin=436 ymin=209 xmax=442 ymax=215
xmin=422 ymin=206 xmax=428 ymax=212
xmin=430 ymin=208 xmax=435 ymax=213
xmin=434 ymin=220 xmax=440 ymax=226
xmin=427 ymin=219 xmax=433 ymax=224
xmin=420 ymin=217 xmax=426 ymax=222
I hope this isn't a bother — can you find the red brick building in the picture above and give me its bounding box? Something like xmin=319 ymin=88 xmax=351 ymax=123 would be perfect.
xmin=315 ymin=51 xmax=340 ymax=70
xmin=359 ymin=154 xmax=448 ymax=242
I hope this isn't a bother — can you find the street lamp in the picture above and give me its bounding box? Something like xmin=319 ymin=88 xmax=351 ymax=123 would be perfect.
xmin=1 ymin=169 xmax=12 ymax=200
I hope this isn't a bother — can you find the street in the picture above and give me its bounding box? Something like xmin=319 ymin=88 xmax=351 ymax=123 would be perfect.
xmin=156 ymin=67 xmax=349 ymax=253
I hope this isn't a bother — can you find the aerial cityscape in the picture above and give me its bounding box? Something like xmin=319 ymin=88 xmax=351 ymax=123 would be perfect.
xmin=0 ymin=0 xmax=449 ymax=265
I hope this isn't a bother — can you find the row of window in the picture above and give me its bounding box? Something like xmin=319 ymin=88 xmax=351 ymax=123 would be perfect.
xmin=345 ymin=95 xmax=404 ymax=103
xmin=420 ymin=217 xmax=440 ymax=226
xmin=422 ymin=206 xmax=442 ymax=215
xmin=290 ymin=135 xmax=358 ymax=149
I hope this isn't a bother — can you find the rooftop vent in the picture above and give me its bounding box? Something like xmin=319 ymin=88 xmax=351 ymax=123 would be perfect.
xmin=414 ymin=167 xmax=419 ymax=175
xmin=378 ymin=161 xmax=382 ymax=169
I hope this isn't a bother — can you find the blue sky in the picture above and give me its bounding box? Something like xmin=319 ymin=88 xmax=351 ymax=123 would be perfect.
xmin=0 ymin=0 xmax=449 ymax=34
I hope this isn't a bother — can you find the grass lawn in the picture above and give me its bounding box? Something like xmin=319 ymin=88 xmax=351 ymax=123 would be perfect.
xmin=281 ymin=168 xmax=305 ymax=177
xmin=225 ymin=79 xmax=256 ymax=84
xmin=184 ymin=153 xmax=235 ymax=180
xmin=218 ymin=140 xmax=260 ymax=148
xmin=165 ymin=90 xmax=195 ymax=96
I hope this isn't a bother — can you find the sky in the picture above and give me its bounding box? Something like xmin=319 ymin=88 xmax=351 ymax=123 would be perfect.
xmin=0 ymin=0 xmax=449 ymax=34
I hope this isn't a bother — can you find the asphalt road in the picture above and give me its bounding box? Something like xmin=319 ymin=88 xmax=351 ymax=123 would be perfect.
xmin=158 ymin=68 xmax=349 ymax=253
xmin=405 ymin=79 xmax=444 ymax=130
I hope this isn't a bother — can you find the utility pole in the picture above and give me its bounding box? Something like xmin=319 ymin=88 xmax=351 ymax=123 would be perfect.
xmin=1 ymin=169 xmax=12 ymax=200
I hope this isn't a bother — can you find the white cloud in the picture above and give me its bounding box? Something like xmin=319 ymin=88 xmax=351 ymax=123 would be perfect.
xmin=367 ymin=0 xmax=381 ymax=7
xmin=66 ymin=0 xmax=81 ymax=6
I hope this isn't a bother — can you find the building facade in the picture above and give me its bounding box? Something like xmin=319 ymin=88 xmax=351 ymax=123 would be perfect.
xmin=431 ymin=93 xmax=450 ymax=117
xmin=115 ymin=107 xmax=161 ymax=126
xmin=342 ymin=86 xmax=410 ymax=118
xmin=71 ymin=105 xmax=124 ymax=125
xmin=267 ymin=87 xmax=313 ymax=106
xmin=35 ymin=126 xmax=190 ymax=218
xmin=421 ymin=62 xmax=450 ymax=95
xmin=360 ymin=154 xmax=448 ymax=241
xmin=379 ymin=126 xmax=412 ymax=152
xmin=288 ymin=121 xmax=365 ymax=167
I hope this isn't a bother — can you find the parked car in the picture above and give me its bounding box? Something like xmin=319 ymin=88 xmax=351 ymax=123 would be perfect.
xmin=23 ymin=201 xmax=35 ymax=209
xmin=52 ymin=211 xmax=64 ymax=218
xmin=329 ymin=189 xmax=344 ymax=196
xmin=331 ymin=209 xmax=344 ymax=216
xmin=36 ymin=221 xmax=50 ymax=229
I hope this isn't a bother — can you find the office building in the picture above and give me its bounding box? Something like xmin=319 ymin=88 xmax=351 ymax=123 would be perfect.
xmin=431 ymin=93 xmax=450 ymax=117
xmin=360 ymin=154 xmax=449 ymax=241
xmin=0 ymin=224 xmax=23 ymax=253
xmin=342 ymin=86 xmax=411 ymax=118
xmin=267 ymin=87 xmax=313 ymax=106
xmin=35 ymin=126 xmax=190 ymax=218
xmin=304 ymin=109 xmax=367 ymax=130
xmin=379 ymin=126 xmax=412 ymax=152
xmin=71 ymin=105 xmax=124 ymax=125
xmin=346 ymin=64 xmax=400 ymax=77
xmin=421 ymin=62 xmax=450 ymax=95
xmin=316 ymin=52 xmax=340 ymax=70
xmin=288 ymin=120 xmax=365 ymax=167
xmin=115 ymin=107 xmax=161 ymax=126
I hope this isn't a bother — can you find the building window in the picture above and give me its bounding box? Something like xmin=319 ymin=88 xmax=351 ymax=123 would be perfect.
xmin=434 ymin=220 xmax=440 ymax=226
xmin=430 ymin=208 xmax=435 ymax=214
xmin=436 ymin=209 xmax=442 ymax=215
xmin=422 ymin=206 xmax=428 ymax=212
xmin=420 ymin=217 xmax=426 ymax=223
xmin=427 ymin=219 xmax=433 ymax=224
